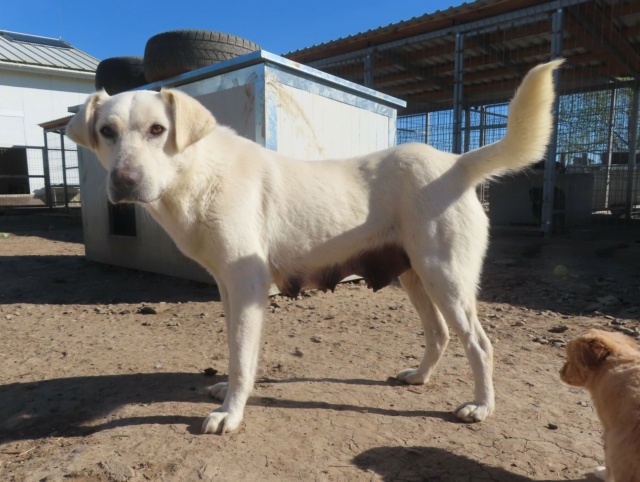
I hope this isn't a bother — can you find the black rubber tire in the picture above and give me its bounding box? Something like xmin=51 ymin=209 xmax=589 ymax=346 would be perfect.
xmin=143 ymin=30 xmax=260 ymax=83
xmin=95 ymin=56 xmax=147 ymax=95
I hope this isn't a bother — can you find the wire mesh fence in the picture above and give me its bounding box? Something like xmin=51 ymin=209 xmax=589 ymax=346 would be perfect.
xmin=557 ymin=86 xmax=640 ymax=218
xmin=45 ymin=130 xmax=81 ymax=208
xmin=0 ymin=147 xmax=47 ymax=208
xmin=0 ymin=130 xmax=80 ymax=209
xmin=296 ymin=0 xmax=640 ymax=234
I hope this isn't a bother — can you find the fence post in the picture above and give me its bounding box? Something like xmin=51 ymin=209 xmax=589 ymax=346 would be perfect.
xmin=604 ymin=87 xmax=617 ymax=209
xmin=626 ymin=82 xmax=639 ymax=220
xmin=364 ymin=53 xmax=374 ymax=89
xmin=60 ymin=131 xmax=70 ymax=208
xmin=42 ymin=133 xmax=53 ymax=209
xmin=453 ymin=32 xmax=465 ymax=154
xmin=541 ymin=8 xmax=564 ymax=235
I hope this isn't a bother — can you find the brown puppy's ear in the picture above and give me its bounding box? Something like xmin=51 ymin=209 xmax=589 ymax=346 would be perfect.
xmin=66 ymin=90 xmax=109 ymax=149
xmin=160 ymin=89 xmax=216 ymax=152
xmin=561 ymin=335 xmax=611 ymax=386
xmin=580 ymin=338 xmax=611 ymax=368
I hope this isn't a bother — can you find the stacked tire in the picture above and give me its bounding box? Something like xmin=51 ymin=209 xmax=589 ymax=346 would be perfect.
xmin=94 ymin=30 xmax=260 ymax=95
xmin=95 ymin=56 xmax=146 ymax=95
xmin=143 ymin=30 xmax=260 ymax=83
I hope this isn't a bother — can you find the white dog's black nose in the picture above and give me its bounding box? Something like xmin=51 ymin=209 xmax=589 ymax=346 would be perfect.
xmin=110 ymin=166 xmax=142 ymax=201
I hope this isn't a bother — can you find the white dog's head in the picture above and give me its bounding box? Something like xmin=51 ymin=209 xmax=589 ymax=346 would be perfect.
xmin=66 ymin=89 xmax=216 ymax=204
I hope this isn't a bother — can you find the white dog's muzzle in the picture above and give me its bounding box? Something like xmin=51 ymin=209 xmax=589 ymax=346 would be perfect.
xmin=108 ymin=166 xmax=160 ymax=204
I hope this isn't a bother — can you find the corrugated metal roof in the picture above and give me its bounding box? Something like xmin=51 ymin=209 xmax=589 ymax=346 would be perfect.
xmin=285 ymin=0 xmax=501 ymax=59
xmin=0 ymin=30 xmax=98 ymax=72
xmin=286 ymin=0 xmax=640 ymax=114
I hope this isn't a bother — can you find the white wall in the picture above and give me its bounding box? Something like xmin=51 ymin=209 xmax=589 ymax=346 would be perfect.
xmin=0 ymin=68 xmax=94 ymax=147
xmin=0 ymin=67 xmax=94 ymax=193
xmin=273 ymin=83 xmax=391 ymax=160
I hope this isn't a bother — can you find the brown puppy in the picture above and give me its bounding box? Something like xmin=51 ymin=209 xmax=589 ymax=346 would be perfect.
xmin=560 ymin=329 xmax=640 ymax=482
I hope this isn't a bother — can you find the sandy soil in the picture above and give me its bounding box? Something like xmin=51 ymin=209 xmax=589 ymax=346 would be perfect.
xmin=1 ymin=212 xmax=639 ymax=482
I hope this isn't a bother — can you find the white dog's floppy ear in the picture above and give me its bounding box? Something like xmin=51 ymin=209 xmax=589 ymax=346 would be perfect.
xmin=160 ymin=89 xmax=216 ymax=152
xmin=66 ymin=90 xmax=109 ymax=149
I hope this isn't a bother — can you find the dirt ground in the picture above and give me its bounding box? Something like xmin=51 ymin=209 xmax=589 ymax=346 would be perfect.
xmin=1 ymin=212 xmax=639 ymax=482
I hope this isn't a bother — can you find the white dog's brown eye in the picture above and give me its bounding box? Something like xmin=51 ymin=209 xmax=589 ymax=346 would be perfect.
xmin=149 ymin=124 xmax=165 ymax=136
xmin=99 ymin=126 xmax=116 ymax=139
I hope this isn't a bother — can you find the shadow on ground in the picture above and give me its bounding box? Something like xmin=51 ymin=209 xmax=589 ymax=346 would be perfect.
xmin=353 ymin=445 xmax=599 ymax=482
xmin=0 ymin=254 xmax=220 ymax=305
xmin=0 ymin=373 xmax=450 ymax=442
xmin=479 ymin=234 xmax=640 ymax=319
xmin=0 ymin=211 xmax=84 ymax=244
xmin=2 ymin=212 xmax=639 ymax=317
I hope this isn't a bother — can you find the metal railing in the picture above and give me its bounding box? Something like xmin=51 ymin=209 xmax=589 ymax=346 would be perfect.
xmin=0 ymin=141 xmax=80 ymax=209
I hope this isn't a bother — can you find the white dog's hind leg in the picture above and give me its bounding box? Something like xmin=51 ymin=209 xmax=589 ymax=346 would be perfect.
xmin=449 ymin=301 xmax=495 ymax=423
xmin=202 ymin=273 xmax=269 ymax=434
xmin=413 ymin=264 xmax=494 ymax=422
xmin=396 ymin=269 xmax=449 ymax=385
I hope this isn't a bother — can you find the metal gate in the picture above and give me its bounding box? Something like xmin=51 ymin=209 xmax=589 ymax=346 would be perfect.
xmin=0 ymin=132 xmax=80 ymax=210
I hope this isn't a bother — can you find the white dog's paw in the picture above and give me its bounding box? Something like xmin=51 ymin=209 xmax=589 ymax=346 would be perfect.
xmin=208 ymin=382 xmax=228 ymax=401
xmin=594 ymin=466 xmax=607 ymax=481
xmin=201 ymin=408 xmax=243 ymax=434
xmin=454 ymin=402 xmax=493 ymax=422
xmin=396 ymin=368 xmax=429 ymax=385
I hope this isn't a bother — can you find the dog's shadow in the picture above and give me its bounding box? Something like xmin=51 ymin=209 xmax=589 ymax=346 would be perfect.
xmin=2 ymin=374 xmax=599 ymax=481
xmin=0 ymin=372 xmax=206 ymax=441
xmin=353 ymin=446 xmax=600 ymax=482
xmin=0 ymin=373 xmax=449 ymax=441
xmin=254 ymin=376 xmax=451 ymax=420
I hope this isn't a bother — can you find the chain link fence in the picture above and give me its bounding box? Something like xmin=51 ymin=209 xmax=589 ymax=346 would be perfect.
xmin=290 ymin=0 xmax=640 ymax=235
xmin=0 ymin=128 xmax=79 ymax=209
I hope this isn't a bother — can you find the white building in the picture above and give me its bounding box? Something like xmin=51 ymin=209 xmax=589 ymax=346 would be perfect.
xmin=0 ymin=30 xmax=98 ymax=203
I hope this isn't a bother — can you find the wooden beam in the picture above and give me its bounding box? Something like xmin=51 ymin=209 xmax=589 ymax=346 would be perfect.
xmin=567 ymin=3 xmax=640 ymax=76
xmin=375 ymin=49 xmax=448 ymax=91
xmin=287 ymin=0 xmax=549 ymax=63
xmin=407 ymin=62 xmax=619 ymax=107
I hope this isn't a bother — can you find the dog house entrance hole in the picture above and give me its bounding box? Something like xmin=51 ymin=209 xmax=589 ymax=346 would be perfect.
xmin=108 ymin=203 xmax=137 ymax=237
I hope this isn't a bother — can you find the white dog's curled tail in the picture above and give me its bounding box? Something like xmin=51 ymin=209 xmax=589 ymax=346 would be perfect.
xmin=458 ymin=59 xmax=564 ymax=186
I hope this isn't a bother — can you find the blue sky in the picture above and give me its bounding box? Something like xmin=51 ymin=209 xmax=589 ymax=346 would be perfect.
xmin=4 ymin=1 xmax=463 ymax=60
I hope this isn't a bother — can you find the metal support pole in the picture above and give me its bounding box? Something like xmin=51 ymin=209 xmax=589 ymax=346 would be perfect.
xmin=626 ymin=82 xmax=639 ymax=220
xmin=541 ymin=8 xmax=564 ymax=235
xmin=479 ymin=106 xmax=487 ymax=147
xmin=364 ymin=53 xmax=374 ymax=88
xmin=604 ymin=87 xmax=617 ymax=209
xmin=464 ymin=107 xmax=471 ymax=152
xmin=424 ymin=112 xmax=429 ymax=144
xmin=60 ymin=131 xmax=70 ymax=208
xmin=453 ymin=33 xmax=465 ymax=154
xmin=42 ymin=130 xmax=53 ymax=209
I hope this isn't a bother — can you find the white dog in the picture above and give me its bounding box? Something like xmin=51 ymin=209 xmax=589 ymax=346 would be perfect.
xmin=66 ymin=59 xmax=562 ymax=434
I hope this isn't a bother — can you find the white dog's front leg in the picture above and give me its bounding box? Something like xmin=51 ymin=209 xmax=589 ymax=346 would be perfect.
xmin=202 ymin=274 xmax=268 ymax=434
